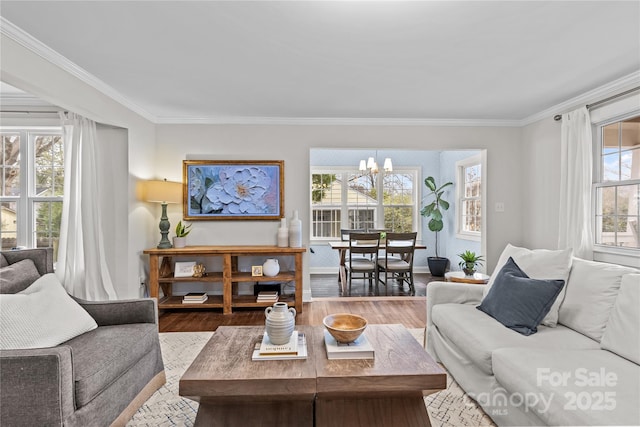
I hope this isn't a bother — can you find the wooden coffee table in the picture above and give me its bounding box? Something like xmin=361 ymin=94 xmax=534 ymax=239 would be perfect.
xmin=179 ymin=324 xmax=446 ymax=427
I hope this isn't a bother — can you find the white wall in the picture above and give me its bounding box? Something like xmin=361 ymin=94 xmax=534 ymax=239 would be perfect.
xmin=520 ymin=118 xmax=563 ymax=249
xmin=1 ymin=33 xmax=157 ymax=298
xmin=156 ymin=124 xmax=522 ymax=296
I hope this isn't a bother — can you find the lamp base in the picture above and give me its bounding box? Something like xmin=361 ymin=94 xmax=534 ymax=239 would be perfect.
xmin=157 ymin=202 xmax=173 ymax=249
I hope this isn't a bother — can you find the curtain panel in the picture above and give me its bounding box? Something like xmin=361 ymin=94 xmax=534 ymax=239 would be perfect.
xmin=558 ymin=106 xmax=594 ymax=259
xmin=57 ymin=112 xmax=117 ymax=300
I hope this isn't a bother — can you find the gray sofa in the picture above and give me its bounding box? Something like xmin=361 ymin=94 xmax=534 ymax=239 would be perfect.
xmin=0 ymin=248 xmax=166 ymax=427
xmin=426 ymin=254 xmax=639 ymax=426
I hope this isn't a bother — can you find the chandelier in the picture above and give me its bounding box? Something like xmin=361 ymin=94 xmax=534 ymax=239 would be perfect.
xmin=359 ymin=153 xmax=392 ymax=173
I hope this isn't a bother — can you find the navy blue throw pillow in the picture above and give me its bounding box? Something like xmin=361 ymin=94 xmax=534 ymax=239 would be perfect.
xmin=477 ymin=257 xmax=565 ymax=336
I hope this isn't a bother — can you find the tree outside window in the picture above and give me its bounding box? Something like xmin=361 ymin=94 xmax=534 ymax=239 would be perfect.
xmin=0 ymin=129 xmax=63 ymax=256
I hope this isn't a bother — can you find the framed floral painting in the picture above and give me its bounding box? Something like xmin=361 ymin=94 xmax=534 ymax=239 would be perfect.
xmin=183 ymin=160 xmax=284 ymax=220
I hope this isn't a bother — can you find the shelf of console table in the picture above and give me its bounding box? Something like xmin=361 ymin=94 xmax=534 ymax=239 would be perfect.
xmin=144 ymin=245 xmax=306 ymax=315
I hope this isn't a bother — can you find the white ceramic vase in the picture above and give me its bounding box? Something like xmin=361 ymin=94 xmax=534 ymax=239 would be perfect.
xmin=173 ymin=237 xmax=186 ymax=248
xmin=289 ymin=210 xmax=302 ymax=248
xmin=277 ymin=218 xmax=289 ymax=247
xmin=263 ymin=258 xmax=280 ymax=277
xmin=265 ymin=302 xmax=296 ymax=345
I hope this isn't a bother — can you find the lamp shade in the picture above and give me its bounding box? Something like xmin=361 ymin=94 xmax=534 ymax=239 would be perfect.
xmin=142 ymin=179 xmax=182 ymax=204
xmin=383 ymin=158 xmax=393 ymax=172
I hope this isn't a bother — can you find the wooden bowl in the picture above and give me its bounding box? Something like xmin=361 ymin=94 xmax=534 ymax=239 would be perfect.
xmin=323 ymin=313 xmax=368 ymax=343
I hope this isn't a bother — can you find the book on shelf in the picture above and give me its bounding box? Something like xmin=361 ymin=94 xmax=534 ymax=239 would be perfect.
xmin=252 ymin=332 xmax=307 ymax=361
xmin=256 ymin=291 xmax=279 ymax=302
xmin=182 ymin=293 xmax=208 ymax=304
xmin=323 ymin=329 xmax=375 ymax=360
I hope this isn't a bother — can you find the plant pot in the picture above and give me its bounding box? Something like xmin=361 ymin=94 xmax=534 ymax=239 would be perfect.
xmin=173 ymin=237 xmax=186 ymax=248
xmin=428 ymin=257 xmax=450 ymax=277
xmin=463 ymin=267 xmax=476 ymax=276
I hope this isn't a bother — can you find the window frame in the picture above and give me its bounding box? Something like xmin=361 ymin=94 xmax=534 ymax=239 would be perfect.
xmin=310 ymin=166 xmax=420 ymax=243
xmin=592 ymin=112 xmax=640 ymax=254
xmin=456 ymin=154 xmax=482 ymax=241
xmin=0 ymin=126 xmax=63 ymax=250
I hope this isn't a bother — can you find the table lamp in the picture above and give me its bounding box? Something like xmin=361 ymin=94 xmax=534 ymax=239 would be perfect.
xmin=143 ymin=179 xmax=183 ymax=248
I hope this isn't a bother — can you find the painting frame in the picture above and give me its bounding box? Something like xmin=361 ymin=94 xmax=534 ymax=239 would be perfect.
xmin=183 ymin=160 xmax=284 ymax=221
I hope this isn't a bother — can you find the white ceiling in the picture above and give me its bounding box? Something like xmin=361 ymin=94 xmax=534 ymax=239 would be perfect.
xmin=1 ymin=1 xmax=639 ymax=124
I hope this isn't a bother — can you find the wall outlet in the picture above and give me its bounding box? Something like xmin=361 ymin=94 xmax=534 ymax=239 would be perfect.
xmin=495 ymin=202 xmax=505 ymax=212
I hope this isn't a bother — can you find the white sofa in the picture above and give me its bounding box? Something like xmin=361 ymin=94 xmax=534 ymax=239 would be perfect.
xmin=426 ymin=249 xmax=640 ymax=426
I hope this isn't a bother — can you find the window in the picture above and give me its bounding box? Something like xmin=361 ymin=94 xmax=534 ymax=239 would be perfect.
xmin=456 ymin=155 xmax=482 ymax=240
xmin=1 ymin=127 xmax=64 ymax=256
xmin=311 ymin=167 xmax=418 ymax=240
xmin=594 ymin=115 xmax=640 ymax=250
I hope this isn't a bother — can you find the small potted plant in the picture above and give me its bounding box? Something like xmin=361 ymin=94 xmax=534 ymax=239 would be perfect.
xmin=458 ymin=250 xmax=484 ymax=276
xmin=173 ymin=220 xmax=192 ymax=248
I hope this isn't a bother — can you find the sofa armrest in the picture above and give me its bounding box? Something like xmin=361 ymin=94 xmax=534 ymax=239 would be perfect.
xmin=74 ymin=298 xmax=158 ymax=326
xmin=425 ymin=282 xmax=484 ymax=356
xmin=0 ymin=346 xmax=74 ymax=426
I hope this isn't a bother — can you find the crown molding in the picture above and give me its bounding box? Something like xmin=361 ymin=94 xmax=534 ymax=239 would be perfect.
xmin=153 ymin=115 xmax=522 ymax=127
xmin=520 ymin=71 xmax=640 ymax=126
xmin=0 ymin=17 xmax=156 ymax=123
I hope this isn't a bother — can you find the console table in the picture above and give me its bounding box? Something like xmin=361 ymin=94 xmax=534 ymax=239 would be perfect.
xmin=143 ymin=246 xmax=306 ymax=315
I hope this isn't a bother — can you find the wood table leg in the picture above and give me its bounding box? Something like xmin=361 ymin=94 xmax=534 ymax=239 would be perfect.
xmin=315 ymin=396 xmax=431 ymax=427
xmin=194 ymin=400 xmax=314 ymax=427
xmin=223 ymin=254 xmax=232 ymax=314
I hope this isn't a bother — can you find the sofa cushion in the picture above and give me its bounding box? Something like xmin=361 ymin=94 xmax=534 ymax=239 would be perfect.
xmin=0 ymin=253 xmax=8 ymax=268
xmin=0 ymin=274 xmax=98 ymax=350
xmin=478 ymin=257 xmax=565 ymax=335
xmin=600 ymin=274 xmax=640 ymax=364
xmin=0 ymin=259 xmax=41 ymax=294
xmin=483 ymin=244 xmax=573 ymax=327
xmin=431 ymin=303 xmax=599 ymax=376
xmin=493 ymin=348 xmax=640 ymax=426
xmin=64 ymin=323 xmax=158 ymax=408
xmin=559 ymin=258 xmax=638 ymax=342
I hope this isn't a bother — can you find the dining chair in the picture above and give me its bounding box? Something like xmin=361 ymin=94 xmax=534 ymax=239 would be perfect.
xmin=345 ymin=232 xmax=381 ymax=295
xmin=377 ymin=232 xmax=417 ymax=295
xmin=337 ymin=228 xmax=367 ymax=283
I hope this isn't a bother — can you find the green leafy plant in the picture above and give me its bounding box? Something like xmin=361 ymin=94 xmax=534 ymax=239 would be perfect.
xmin=420 ymin=176 xmax=453 ymax=258
xmin=175 ymin=221 xmax=192 ymax=238
xmin=457 ymin=250 xmax=484 ymax=274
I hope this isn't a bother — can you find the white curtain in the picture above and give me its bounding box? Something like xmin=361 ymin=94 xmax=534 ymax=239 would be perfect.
xmin=558 ymin=106 xmax=594 ymax=259
xmin=56 ymin=112 xmax=117 ymax=300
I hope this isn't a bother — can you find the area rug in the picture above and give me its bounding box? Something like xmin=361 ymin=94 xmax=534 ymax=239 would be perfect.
xmin=127 ymin=329 xmax=495 ymax=426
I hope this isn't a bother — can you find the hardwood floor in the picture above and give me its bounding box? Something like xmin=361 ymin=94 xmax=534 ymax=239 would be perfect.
xmin=158 ymin=273 xmax=440 ymax=332
xmin=159 ymin=298 xmax=427 ymax=332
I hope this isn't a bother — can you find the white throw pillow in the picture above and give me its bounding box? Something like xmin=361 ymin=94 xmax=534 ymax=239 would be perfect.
xmin=559 ymin=259 xmax=638 ymax=342
xmin=600 ymin=274 xmax=640 ymax=364
xmin=482 ymin=244 xmax=573 ymax=327
xmin=0 ymin=273 xmax=98 ymax=350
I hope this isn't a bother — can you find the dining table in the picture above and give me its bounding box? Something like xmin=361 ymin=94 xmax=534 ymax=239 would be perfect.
xmin=328 ymin=240 xmax=427 ymax=291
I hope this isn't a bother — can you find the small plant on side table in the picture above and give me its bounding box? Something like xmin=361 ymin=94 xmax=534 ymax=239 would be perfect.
xmin=458 ymin=250 xmax=484 ymax=276
xmin=173 ymin=221 xmax=192 ymax=248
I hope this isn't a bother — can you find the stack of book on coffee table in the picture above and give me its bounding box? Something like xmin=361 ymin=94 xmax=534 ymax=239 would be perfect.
xmin=323 ymin=330 xmax=375 ymax=360
xmin=182 ymin=292 xmax=208 ymax=304
xmin=252 ymin=331 xmax=307 ymax=361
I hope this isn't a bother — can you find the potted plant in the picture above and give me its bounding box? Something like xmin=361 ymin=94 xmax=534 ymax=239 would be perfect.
xmin=458 ymin=250 xmax=484 ymax=276
xmin=420 ymin=176 xmax=453 ymax=276
xmin=173 ymin=220 xmax=191 ymax=248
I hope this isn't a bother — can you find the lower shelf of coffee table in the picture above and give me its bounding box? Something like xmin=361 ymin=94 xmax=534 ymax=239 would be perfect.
xmin=158 ymin=294 xmax=295 ymax=310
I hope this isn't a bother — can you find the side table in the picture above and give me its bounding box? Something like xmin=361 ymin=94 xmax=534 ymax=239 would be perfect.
xmin=444 ymin=271 xmax=490 ymax=284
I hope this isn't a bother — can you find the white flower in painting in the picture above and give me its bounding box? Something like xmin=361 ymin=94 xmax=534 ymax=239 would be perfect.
xmin=205 ymin=167 xmax=271 ymax=214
